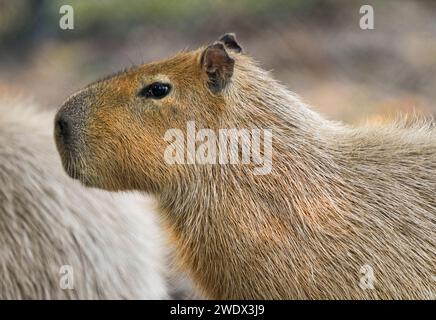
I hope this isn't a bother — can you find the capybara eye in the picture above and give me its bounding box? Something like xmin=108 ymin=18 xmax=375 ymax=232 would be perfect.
xmin=138 ymin=82 xmax=171 ymax=99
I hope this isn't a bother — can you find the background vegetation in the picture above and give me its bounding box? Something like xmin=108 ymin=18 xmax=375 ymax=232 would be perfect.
xmin=1 ymin=0 xmax=435 ymax=123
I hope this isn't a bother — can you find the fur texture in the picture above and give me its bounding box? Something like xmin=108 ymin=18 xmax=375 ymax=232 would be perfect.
xmin=55 ymin=35 xmax=435 ymax=299
xmin=0 ymin=97 xmax=168 ymax=299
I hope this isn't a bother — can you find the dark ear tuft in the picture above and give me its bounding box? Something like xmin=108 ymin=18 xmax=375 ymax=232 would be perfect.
xmin=201 ymin=43 xmax=235 ymax=94
xmin=219 ymin=33 xmax=242 ymax=53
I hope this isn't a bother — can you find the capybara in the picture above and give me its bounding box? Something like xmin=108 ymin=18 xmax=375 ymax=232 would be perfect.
xmin=0 ymin=97 xmax=168 ymax=299
xmin=54 ymin=34 xmax=435 ymax=299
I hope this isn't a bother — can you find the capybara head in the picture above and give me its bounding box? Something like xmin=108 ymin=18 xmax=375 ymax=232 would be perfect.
xmin=55 ymin=34 xmax=275 ymax=192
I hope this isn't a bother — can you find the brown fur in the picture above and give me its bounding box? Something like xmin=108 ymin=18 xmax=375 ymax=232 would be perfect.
xmin=55 ymin=35 xmax=436 ymax=299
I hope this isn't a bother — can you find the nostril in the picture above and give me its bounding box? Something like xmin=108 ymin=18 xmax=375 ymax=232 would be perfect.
xmin=56 ymin=117 xmax=71 ymax=142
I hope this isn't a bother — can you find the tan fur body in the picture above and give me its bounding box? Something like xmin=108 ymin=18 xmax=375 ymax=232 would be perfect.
xmin=55 ymin=35 xmax=436 ymax=299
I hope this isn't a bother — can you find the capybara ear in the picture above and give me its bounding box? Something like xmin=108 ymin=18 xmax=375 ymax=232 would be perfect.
xmin=218 ymin=33 xmax=242 ymax=53
xmin=201 ymin=43 xmax=235 ymax=94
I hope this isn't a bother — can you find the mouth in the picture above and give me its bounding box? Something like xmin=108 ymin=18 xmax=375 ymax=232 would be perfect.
xmin=57 ymin=148 xmax=101 ymax=189
xmin=54 ymin=142 xmax=85 ymax=183
xmin=59 ymin=152 xmax=86 ymax=181
xmin=54 ymin=127 xmax=84 ymax=182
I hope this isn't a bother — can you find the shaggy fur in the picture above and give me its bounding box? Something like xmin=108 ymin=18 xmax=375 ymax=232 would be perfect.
xmin=55 ymin=35 xmax=435 ymax=299
xmin=0 ymin=97 xmax=168 ymax=299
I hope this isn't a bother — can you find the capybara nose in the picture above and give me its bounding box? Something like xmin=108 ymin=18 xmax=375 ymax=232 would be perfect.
xmin=55 ymin=116 xmax=71 ymax=143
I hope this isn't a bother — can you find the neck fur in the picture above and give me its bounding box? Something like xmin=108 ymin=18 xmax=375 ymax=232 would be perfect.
xmin=158 ymin=57 xmax=350 ymax=245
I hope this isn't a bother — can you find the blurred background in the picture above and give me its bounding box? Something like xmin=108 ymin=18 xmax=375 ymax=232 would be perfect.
xmin=0 ymin=0 xmax=435 ymax=124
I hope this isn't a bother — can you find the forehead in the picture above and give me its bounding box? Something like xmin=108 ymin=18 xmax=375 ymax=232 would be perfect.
xmin=88 ymin=50 xmax=201 ymax=92
xmin=80 ymin=50 xmax=205 ymax=107
xmin=139 ymin=50 xmax=199 ymax=74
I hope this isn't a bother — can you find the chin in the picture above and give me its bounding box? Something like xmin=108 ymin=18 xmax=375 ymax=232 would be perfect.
xmin=63 ymin=161 xmax=88 ymax=184
xmin=79 ymin=170 xmax=130 ymax=192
